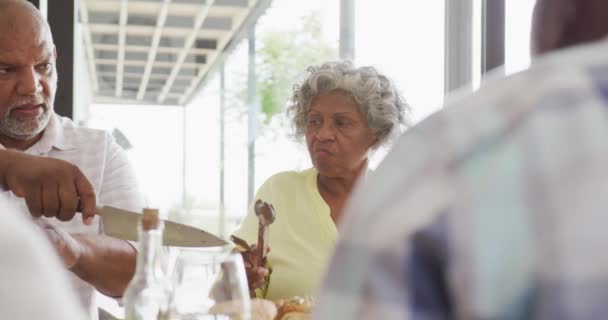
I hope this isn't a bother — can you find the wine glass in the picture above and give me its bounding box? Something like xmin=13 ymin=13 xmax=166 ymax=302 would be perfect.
xmin=169 ymin=249 xmax=251 ymax=320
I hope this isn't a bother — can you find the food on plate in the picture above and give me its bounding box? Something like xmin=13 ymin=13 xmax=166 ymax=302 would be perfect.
xmin=273 ymin=296 xmax=312 ymax=320
xmin=252 ymin=299 xmax=278 ymax=320
xmin=209 ymin=298 xmax=277 ymax=320
xmin=208 ymin=296 xmax=312 ymax=319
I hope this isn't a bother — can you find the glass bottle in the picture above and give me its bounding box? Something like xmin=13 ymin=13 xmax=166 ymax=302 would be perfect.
xmin=123 ymin=208 xmax=169 ymax=320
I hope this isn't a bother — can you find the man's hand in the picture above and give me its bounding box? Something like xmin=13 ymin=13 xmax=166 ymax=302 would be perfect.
xmin=35 ymin=219 xmax=82 ymax=268
xmin=0 ymin=150 xmax=96 ymax=224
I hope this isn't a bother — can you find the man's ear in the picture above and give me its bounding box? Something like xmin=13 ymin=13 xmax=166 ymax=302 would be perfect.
xmin=530 ymin=0 xmax=577 ymax=56
xmin=530 ymin=1 xmax=563 ymax=56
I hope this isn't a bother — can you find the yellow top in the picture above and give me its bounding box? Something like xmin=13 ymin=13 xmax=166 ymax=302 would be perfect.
xmin=234 ymin=168 xmax=338 ymax=300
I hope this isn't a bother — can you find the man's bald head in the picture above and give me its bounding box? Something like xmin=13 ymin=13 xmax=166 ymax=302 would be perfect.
xmin=0 ymin=0 xmax=52 ymax=45
xmin=531 ymin=0 xmax=608 ymax=56
xmin=0 ymin=0 xmax=57 ymax=145
xmin=0 ymin=0 xmax=35 ymax=9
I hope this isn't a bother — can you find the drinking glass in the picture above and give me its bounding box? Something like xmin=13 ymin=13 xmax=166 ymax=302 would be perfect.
xmin=169 ymin=249 xmax=251 ymax=320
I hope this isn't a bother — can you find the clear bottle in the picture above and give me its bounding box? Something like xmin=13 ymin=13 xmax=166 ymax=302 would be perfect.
xmin=123 ymin=208 xmax=169 ymax=320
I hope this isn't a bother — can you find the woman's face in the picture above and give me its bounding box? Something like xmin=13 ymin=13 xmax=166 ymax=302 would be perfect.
xmin=305 ymin=91 xmax=377 ymax=177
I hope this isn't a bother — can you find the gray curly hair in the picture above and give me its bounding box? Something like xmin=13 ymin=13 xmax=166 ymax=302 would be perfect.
xmin=287 ymin=61 xmax=410 ymax=148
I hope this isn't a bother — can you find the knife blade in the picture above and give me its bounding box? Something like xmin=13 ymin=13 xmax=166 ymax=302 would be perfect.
xmin=96 ymin=206 xmax=227 ymax=247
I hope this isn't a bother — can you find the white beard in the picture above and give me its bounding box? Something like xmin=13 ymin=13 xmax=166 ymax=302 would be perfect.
xmin=0 ymin=107 xmax=51 ymax=140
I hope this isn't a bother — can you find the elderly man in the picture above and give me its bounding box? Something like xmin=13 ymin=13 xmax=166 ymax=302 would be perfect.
xmin=314 ymin=0 xmax=608 ymax=319
xmin=0 ymin=0 xmax=145 ymax=318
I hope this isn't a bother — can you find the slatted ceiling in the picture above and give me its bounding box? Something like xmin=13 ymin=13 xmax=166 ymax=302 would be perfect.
xmin=80 ymin=0 xmax=260 ymax=106
xmin=93 ymin=43 xmax=210 ymax=54
xmin=95 ymin=59 xmax=205 ymax=69
xmin=124 ymin=51 xmax=147 ymax=60
xmin=86 ymin=2 xmax=249 ymax=16
xmin=201 ymin=17 xmax=233 ymax=29
xmin=87 ymin=23 xmax=230 ymax=39
xmin=89 ymin=12 xmax=118 ymax=23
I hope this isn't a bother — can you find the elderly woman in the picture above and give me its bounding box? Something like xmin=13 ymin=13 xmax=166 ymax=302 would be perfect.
xmin=234 ymin=61 xmax=409 ymax=300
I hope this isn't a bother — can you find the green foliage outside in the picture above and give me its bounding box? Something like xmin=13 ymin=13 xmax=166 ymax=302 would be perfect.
xmin=255 ymin=12 xmax=337 ymax=123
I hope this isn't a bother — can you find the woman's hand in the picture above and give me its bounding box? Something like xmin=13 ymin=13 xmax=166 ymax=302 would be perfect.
xmin=241 ymin=244 xmax=271 ymax=290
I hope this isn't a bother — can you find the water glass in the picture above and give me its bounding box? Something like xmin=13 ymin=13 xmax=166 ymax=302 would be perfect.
xmin=169 ymin=250 xmax=251 ymax=320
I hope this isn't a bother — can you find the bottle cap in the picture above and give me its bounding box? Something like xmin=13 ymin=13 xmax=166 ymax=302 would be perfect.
xmin=141 ymin=208 xmax=160 ymax=230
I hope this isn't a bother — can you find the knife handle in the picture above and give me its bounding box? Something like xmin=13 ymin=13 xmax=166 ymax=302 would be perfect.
xmin=76 ymin=199 xmax=103 ymax=225
xmin=76 ymin=200 xmax=103 ymax=215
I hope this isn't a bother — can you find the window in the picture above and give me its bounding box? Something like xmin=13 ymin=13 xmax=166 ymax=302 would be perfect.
xmin=356 ymin=1 xmax=445 ymax=123
xmin=88 ymin=104 xmax=184 ymax=214
xmin=505 ymin=0 xmax=536 ymax=74
xmin=181 ymin=75 xmax=221 ymax=233
xmin=222 ymin=40 xmax=251 ymax=232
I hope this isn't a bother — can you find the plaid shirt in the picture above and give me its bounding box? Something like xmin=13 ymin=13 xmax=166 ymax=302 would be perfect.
xmin=313 ymin=40 xmax=608 ymax=320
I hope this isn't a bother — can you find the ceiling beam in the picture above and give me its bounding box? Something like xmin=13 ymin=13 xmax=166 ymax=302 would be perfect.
xmin=86 ymin=1 xmax=247 ymax=18
xmin=93 ymin=95 xmax=179 ymax=106
xmin=115 ymin=0 xmax=128 ymax=97
xmin=138 ymin=0 xmax=172 ymax=100
xmin=93 ymin=43 xmax=212 ymax=56
xmin=97 ymin=59 xmax=205 ymax=69
xmin=98 ymin=71 xmax=192 ymax=80
xmin=158 ymin=0 xmax=216 ymax=103
xmin=181 ymin=0 xmax=270 ymax=105
xmin=88 ymin=23 xmax=227 ymax=39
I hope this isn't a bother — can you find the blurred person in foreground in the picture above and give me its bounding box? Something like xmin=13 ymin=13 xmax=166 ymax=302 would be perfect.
xmin=0 ymin=149 xmax=98 ymax=319
xmin=0 ymin=0 xmax=145 ymax=318
xmin=314 ymin=0 xmax=608 ymax=319
xmin=234 ymin=61 xmax=409 ymax=299
xmin=0 ymin=201 xmax=87 ymax=320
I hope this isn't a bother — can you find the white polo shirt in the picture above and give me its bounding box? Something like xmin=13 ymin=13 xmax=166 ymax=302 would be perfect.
xmin=0 ymin=112 xmax=146 ymax=320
